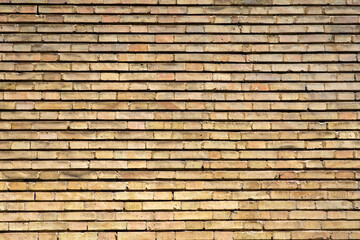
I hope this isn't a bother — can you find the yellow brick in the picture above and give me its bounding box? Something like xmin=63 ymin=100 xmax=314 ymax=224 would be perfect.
xmin=117 ymin=232 xmax=155 ymax=240
xmin=58 ymin=233 xmax=97 ymax=240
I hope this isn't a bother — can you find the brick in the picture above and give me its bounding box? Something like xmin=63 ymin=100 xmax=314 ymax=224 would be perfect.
xmin=59 ymin=233 xmax=97 ymax=240
xmin=292 ymin=231 xmax=330 ymax=239
xmin=176 ymin=231 xmax=213 ymax=240
xmin=0 ymin=233 xmax=38 ymax=240
xmin=117 ymin=232 xmax=155 ymax=240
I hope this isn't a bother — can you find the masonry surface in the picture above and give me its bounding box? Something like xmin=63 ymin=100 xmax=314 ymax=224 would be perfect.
xmin=0 ymin=0 xmax=360 ymax=239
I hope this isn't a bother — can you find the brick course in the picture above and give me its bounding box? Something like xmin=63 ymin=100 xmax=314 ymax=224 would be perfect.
xmin=0 ymin=0 xmax=360 ymax=239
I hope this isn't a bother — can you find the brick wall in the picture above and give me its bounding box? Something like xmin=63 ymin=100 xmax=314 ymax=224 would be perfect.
xmin=0 ymin=0 xmax=360 ymax=239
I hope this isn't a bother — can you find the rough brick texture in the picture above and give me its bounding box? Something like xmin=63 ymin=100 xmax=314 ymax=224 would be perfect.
xmin=0 ymin=0 xmax=360 ymax=239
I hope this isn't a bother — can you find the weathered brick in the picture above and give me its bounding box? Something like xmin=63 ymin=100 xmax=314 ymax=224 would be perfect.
xmin=117 ymin=232 xmax=155 ymax=240
xmin=58 ymin=233 xmax=97 ymax=240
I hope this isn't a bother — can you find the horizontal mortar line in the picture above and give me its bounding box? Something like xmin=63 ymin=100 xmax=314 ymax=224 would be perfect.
xmin=0 ymin=129 xmax=358 ymax=132
xmin=2 ymin=27 xmax=359 ymax=30
xmin=1 ymin=158 xmax=360 ymax=161
xmin=4 ymin=51 xmax=360 ymax=54
xmin=0 ymin=128 xmax=355 ymax=131
xmin=1 ymin=94 xmax=357 ymax=97
xmin=1 ymin=89 xmax=358 ymax=92
xmin=0 ymin=218 xmax=357 ymax=222
xmin=9 ymin=21 xmax=346 ymax=25
xmin=0 ymin=131 xmax=360 ymax=135
xmin=2 ymin=32 xmax=360 ymax=35
xmin=0 ymin=138 xmax=356 ymax=141
xmin=0 ymin=191 xmax=357 ymax=195
xmin=1 ymin=218 xmax=358 ymax=222
xmin=1 ymin=2 xmax=360 ymax=6
xmin=0 ymin=169 xmax=358 ymax=172
xmin=1 ymin=79 xmax=359 ymax=82
xmin=1 ymin=3 xmax=360 ymax=6
xmin=8 ymin=62 xmax=360 ymax=65
xmin=0 ymin=197 xmax=359 ymax=201
xmin=3 ymin=81 xmax=357 ymax=84
xmin=6 ymin=192 xmax=359 ymax=196
xmin=2 ymin=70 xmax=360 ymax=73
xmin=0 ymin=185 xmax=358 ymax=190
xmin=1 ymin=24 xmax=359 ymax=27
xmin=0 ymin=118 xmax=357 ymax=121
xmin=0 ymin=51 xmax=358 ymax=54
xmin=0 ymin=40 xmax=347 ymax=44
xmin=1 ymin=99 xmax=359 ymax=102
xmin=1 ymin=60 xmax=360 ymax=65
xmin=0 ymin=91 xmax=360 ymax=94
xmin=1 ymin=166 xmax=358 ymax=170
xmin=0 ymin=42 xmax=355 ymax=46
xmin=3 ymin=32 xmax=360 ymax=35
xmin=1 ymin=189 xmax=359 ymax=193
xmin=1 ymin=12 xmax=360 ymax=16
xmin=0 ymin=158 xmax=356 ymax=161
xmin=0 ymin=133 xmax=357 ymax=136
xmin=2 ymin=21 xmax=360 ymax=26
xmin=0 ymin=120 xmax=358 ymax=122
xmin=0 ymin=164 xmax=357 ymax=168
xmin=1 ymin=187 xmax=357 ymax=192
xmin=1 ymin=173 xmax=358 ymax=176
xmin=0 ymin=209 xmax=357 ymax=212
xmin=3 ymin=12 xmax=360 ymax=15
xmin=10 ymin=16 xmax=355 ymax=20
xmin=2 ymin=89 xmax=359 ymax=92
xmin=2 ymin=146 xmax=360 ymax=150
xmin=0 ymin=24 xmax=360 ymax=29
xmin=0 ymin=125 xmax=354 ymax=128
xmin=0 ymin=198 xmax=357 ymax=201
xmin=1 ymin=89 xmax=357 ymax=92
xmin=0 ymin=230 xmax=358 ymax=234
xmin=2 ymin=99 xmax=358 ymax=102
xmin=3 ymin=32 xmax=359 ymax=34
xmin=0 ymin=118 xmax=356 ymax=120
xmin=0 ymin=219 xmax=356 ymax=223
xmin=0 ymin=167 xmax=357 ymax=171
xmin=2 ymin=61 xmax=360 ymax=64
xmin=23 ymin=25 xmax=353 ymax=30
xmin=0 ymin=56 xmax=350 ymax=60
xmin=14 ymin=177 xmax=354 ymax=180
xmin=0 ymin=158 xmax=357 ymax=161
xmin=1 ymin=71 xmax=360 ymax=74
xmin=0 ymin=27 xmax=360 ymax=31
xmin=0 ymin=163 xmax=355 ymax=167
xmin=1 ymin=138 xmax=359 ymax=141
xmin=0 ymin=119 xmax=356 ymax=122
xmin=1 ymin=143 xmax=360 ymax=146
xmin=1 ymin=93 xmax=356 ymax=96
xmin=4 ymin=188 xmax=357 ymax=191
xmin=1 ymin=177 xmax=359 ymax=181
xmin=3 ymin=168 xmax=355 ymax=172
xmin=2 ymin=148 xmax=360 ymax=151
xmin=0 ymin=109 xmax=359 ymax=112
xmin=0 ymin=33 xmax=359 ymax=37
xmin=1 ymin=218 xmax=360 ymax=221
xmin=1 ymin=170 xmax=357 ymax=173
xmin=0 ymin=196 xmax=359 ymax=200
xmin=0 ymin=210 xmax=357 ymax=214
xmin=3 ymin=147 xmax=360 ymax=151
xmin=4 ymin=42 xmax=360 ymax=45
xmin=0 ymin=126 xmax=353 ymax=129
xmin=3 ymin=80 xmax=358 ymax=83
